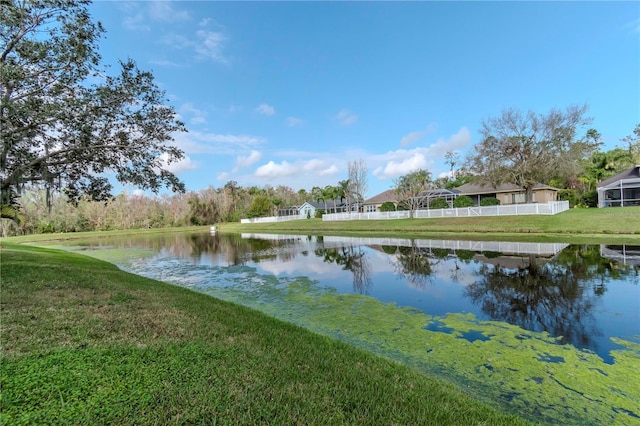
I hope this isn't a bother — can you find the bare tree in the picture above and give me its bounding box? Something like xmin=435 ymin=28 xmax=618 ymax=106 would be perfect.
xmin=348 ymin=159 xmax=368 ymax=206
xmin=444 ymin=151 xmax=460 ymax=179
xmin=466 ymin=104 xmax=598 ymax=202
xmin=621 ymin=123 xmax=640 ymax=163
xmin=394 ymin=169 xmax=432 ymax=218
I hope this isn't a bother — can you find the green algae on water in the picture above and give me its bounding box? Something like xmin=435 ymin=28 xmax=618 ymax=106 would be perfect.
xmin=197 ymin=272 xmax=640 ymax=426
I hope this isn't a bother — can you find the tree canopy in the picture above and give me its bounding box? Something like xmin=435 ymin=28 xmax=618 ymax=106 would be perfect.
xmin=0 ymin=0 xmax=186 ymax=209
xmin=394 ymin=169 xmax=431 ymax=218
xmin=466 ymin=104 xmax=598 ymax=202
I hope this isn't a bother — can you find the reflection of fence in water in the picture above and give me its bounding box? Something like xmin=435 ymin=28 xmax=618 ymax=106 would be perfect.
xmin=323 ymin=237 xmax=569 ymax=257
xmin=600 ymin=245 xmax=640 ymax=266
xmin=241 ymin=233 xmax=569 ymax=257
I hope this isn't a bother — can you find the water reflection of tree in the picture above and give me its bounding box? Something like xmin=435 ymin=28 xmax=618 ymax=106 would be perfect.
xmin=465 ymin=245 xmax=636 ymax=352
xmin=392 ymin=241 xmax=434 ymax=289
xmin=180 ymin=233 xmax=291 ymax=266
xmin=315 ymin=245 xmax=372 ymax=294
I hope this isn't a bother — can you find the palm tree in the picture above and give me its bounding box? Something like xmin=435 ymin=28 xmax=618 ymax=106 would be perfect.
xmin=322 ymin=185 xmax=335 ymax=213
xmin=338 ymin=179 xmax=350 ymax=212
xmin=311 ymin=186 xmax=324 ymax=215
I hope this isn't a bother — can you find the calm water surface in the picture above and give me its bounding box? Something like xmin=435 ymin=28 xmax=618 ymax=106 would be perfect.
xmin=62 ymin=232 xmax=640 ymax=424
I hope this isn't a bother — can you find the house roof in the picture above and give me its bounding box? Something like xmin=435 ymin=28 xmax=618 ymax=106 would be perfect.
xmin=363 ymin=189 xmax=399 ymax=205
xmin=303 ymin=199 xmax=343 ymax=209
xmin=455 ymin=182 xmax=557 ymax=195
xmin=597 ymin=165 xmax=640 ymax=189
xmin=417 ymin=189 xmax=460 ymax=197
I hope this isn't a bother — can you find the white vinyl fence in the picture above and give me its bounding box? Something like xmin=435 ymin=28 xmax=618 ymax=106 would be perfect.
xmin=322 ymin=201 xmax=570 ymax=222
xmin=241 ymin=215 xmax=308 ymax=224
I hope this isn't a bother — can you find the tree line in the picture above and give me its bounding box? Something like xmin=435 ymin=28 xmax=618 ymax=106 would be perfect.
xmin=2 ymin=176 xmax=367 ymax=235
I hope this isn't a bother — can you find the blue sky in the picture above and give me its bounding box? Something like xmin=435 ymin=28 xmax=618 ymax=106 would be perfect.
xmin=89 ymin=1 xmax=639 ymax=199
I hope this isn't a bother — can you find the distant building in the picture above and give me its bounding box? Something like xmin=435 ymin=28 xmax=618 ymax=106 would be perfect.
xmin=454 ymin=182 xmax=558 ymax=206
xmin=597 ymin=165 xmax=640 ymax=207
xmin=278 ymin=200 xmax=351 ymax=218
xmin=361 ymin=189 xmax=399 ymax=212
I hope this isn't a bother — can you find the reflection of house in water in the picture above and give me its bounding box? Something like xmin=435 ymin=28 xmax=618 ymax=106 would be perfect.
xmin=471 ymin=253 xmax=543 ymax=270
xmin=600 ymin=245 xmax=640 ymax=267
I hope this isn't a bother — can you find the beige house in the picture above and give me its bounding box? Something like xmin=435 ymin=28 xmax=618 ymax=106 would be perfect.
xmin=361 ymin=189 xmax=399 ymax=212
xmin=454 ymin=182 xmax=558 ymax=206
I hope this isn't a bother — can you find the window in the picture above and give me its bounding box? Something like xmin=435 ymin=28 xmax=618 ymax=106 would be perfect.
xmin=366 ymin=205 xmax=377 ymax=212
xmin=512 ymin=193 xmax=525 ymax=204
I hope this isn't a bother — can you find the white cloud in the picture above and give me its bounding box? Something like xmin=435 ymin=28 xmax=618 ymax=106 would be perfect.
xmin=400 ymin=123 xmax=438 ymax=146
xmin=216 ymin=172 xmax=229 ymax=181
xmin=118 ymin=3 xmax=147 ymax=31
xmin=254 ymin=159 xmax=338 ymax=180
xmin=122 ymin=12 xmax=149 ymax=31
xmin=255 ymin=161 xmax=298 ymax=179
xmin=287 ymin=117 xmax=304 ymax=127
xmin=195 ymin=30 xmax=227 ymax=63
xmin=429 ymin=127 xmax=471 ymax=155
xmin=255 ymin=103 xmax=276 ymax=116
xmin=438 ymin=170 xmax=455 ymax=179
xmin=373 ymin=153 xmax=427 ymax=179
xmin=371 ymin=127 xmax=472 ymax=180
xmin=236 ymin=150 xmax=262 ymax=168
xmin=302 ymin=159 xmax=326 ymax=171
xmin=625 ymin=17 xmax=640 ymax=34
xmin=172 ymin=131 xmax=266 ymax=155
xmin=157 ymin=152 xmax=197 ymax=174
xmin=121 ymin=2 xmax=189 ymax=30
xmin=148 ymin=1 xmax=190 ymax=22
xmin=336 ymin=109 xmax=358 ymax=125
xmin=180 ymin=103 xmax=207 ymax=125
xmin=160 ymin=30 xmax=228 ymax=64
xmin=319 ymin=165 xmax=339 ymax=176
xmin=400 ymin=130 xmax=426 ymax=146
xmin=162 ymin=33 xmax=192 ymax=50
xmin=149 ymin=59 xmax=185 ymax=68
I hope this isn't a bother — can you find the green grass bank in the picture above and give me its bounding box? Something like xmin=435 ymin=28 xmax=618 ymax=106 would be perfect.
xmin=0 ymin=243 xmax=529 ymax=425
xmin=218 ymin=207 xmax=640 ymax=243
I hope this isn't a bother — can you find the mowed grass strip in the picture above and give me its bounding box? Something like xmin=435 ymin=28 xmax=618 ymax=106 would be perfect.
xmin=219 ymin=207 xmax=640 ymax=241
xmin=0 ymin=243 xmax=530 ymax=425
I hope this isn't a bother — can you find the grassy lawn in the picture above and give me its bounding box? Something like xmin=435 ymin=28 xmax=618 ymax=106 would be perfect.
xmin=0 ymin=243 xmax=530 ymax=425
xmin=218 ymin=207 xmax=640 ymax=243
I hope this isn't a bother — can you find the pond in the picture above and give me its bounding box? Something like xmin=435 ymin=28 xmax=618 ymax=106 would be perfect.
xmin=56 ymin=232 xmax=640 ymax=425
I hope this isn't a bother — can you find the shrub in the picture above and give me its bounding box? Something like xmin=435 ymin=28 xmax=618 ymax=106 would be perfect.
xmin=480 ymin=197 xmax=500 ymax=206
xmin=558 ymin=189 xmax=580 ymax=207
xmin=453 ymin=195 xmax=474 ymax=208
xmin=246 ymin=195 xmax=272 ymax=218
xmin=429 ymin=198 xmax=450 ymax=209
xmin=581 ymin=190 xmax=598 ymax=208
xmin=380 ymin=201 xmax=396 ymax=212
